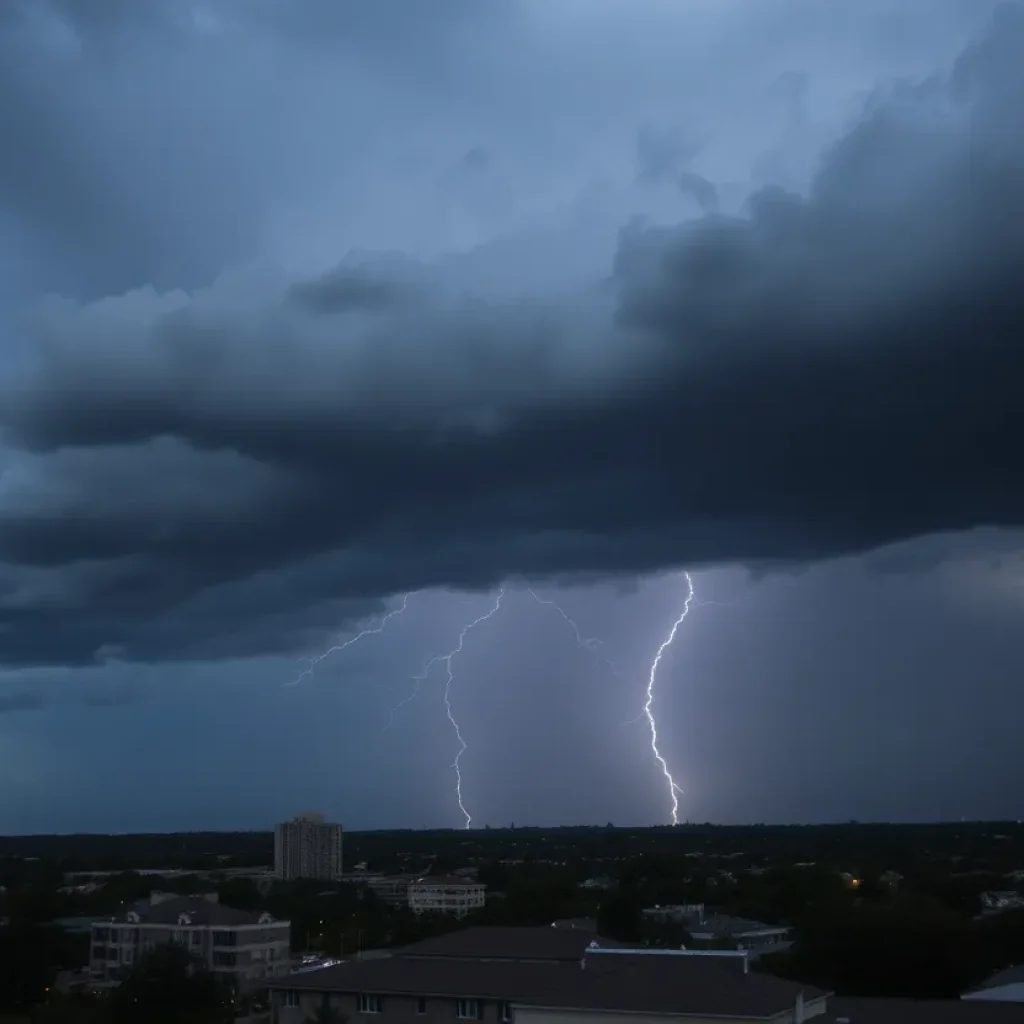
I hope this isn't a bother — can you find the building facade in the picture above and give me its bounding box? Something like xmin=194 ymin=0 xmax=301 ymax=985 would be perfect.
xmin=407 ymin=876 xmax=486 ymax=916
xmin=90 ymin=893 xmax=290 ymax=1023
xmin=274 ymin=813 xmax=343 ymax=882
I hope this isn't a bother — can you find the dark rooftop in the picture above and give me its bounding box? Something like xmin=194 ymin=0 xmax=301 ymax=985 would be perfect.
xmin=408 ymin=875 xmax=486 ymax=888
xmin=272 ymin=945 xmax=824 ymax=1019
xmin=824 ymin=997 xmax=1024 ymax=1023
xmin=400 ymin=925 xmax=621 ymax=962
xmin=102 ymin=895 xmax=280 ymax=928
xmin=690 ymin=914 xmax=790 ymax=937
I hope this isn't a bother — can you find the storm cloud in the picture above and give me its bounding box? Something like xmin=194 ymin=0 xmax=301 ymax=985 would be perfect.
xmin=0 ymin=0 xmax=1021 ymax=668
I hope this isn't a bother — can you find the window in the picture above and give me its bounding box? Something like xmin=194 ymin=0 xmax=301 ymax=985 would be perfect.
xmin=417 ymin=998 xmax=427 ymax=1015
xmin=283 ymin=991 xmax=300 ymax=1009
xmin=359 ymin=994 xmax=383 ymax=1014
xmin=501 ymin=1004 xmax=512 ymax=1023
xmin=456 ymin=1000 xmax=480 ymax=1020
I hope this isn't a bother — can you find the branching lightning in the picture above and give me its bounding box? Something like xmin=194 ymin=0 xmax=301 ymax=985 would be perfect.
xmin=442 ymin=589 xmax=505 ymax=829
xmin=527 ymin=589 xmax=626 ymax=683
xmin=384 ymin=653 xmax=446 ymax=731
xmin=643 ymin=571 xmax=695 ymax=825
xmin=287 ymin=593 xmax=411 ymax=687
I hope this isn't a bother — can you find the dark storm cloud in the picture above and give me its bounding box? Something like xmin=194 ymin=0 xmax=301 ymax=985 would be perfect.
xmin=766 ymin=71 xmax=809 ymax=127
xmin=80 ymin=685 xmax=144 ymax=709
xmin=635 ymin=125 xmax=704 ymax=186
xmin=1 ymin=4 xmax=1023 ymax=668
xmin=0 ymin=690 xmax=47 ymax=713
xmin=677 ymin=171 xmax=720 ymax=213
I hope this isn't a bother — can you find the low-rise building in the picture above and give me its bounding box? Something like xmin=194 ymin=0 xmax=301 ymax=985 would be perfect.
xmin=642 ymin=904 xmax=790 ymax=954
xmin=268 ymin=924 xmax=1024 ymax=1024
xmin=367 ymin=874 xmax=417 ymax=907
xmin=407 ymin=875 xmax=486 ymax=917
xmin=270 ymin=929 xmax=826 ymax=1024
xmin=89 ymin=893 xmax=290 ymax=1023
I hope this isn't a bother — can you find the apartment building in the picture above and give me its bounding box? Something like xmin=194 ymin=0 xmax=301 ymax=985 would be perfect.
xmin=274 ymin=812 xmax=343 ymax=882
xmin=407 ymin=875 xmax=486 ymax=917
xmin=642 ymin=903 xmax=791 ymax=954
xmin=270 ymin=925 xmax=1024 ymax=1024
xmin=269 ymin=926 xmax=827 ymax=1024
xmin=90 ymin=893 xmax=290 ymax=1023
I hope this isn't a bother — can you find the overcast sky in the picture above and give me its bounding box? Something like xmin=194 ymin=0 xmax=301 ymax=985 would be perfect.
xmin=1 ymin=0 xmax=1022 ymax=835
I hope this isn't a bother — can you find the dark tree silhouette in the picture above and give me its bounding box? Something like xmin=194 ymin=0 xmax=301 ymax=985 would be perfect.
xmin=105 ymin=943 xmax=234 ymax=1024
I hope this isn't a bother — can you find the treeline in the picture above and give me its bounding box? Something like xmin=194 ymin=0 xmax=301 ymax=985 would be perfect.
xmin=3 ymin=820 xmax=1023 ymax=877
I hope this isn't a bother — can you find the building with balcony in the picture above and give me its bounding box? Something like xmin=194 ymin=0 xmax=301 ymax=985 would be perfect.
xmin=274 ymin=813 xmax=343 ymax=882
xmin=407 ymin=875 xmax=486 ymax=917
xmin=89 ymin=893 xmax=290 ymax=1023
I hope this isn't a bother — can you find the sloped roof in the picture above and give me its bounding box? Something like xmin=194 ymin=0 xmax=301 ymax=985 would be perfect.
xmin=826 ymin=997 xmax=1024 ymax=1022
xmin=104 ymin=896 xmax=278 ymax=928
xmin=400 ymin=925 xmax=621 ymax=961
xmin=272 ymin=946 xmax=824 ymax=1019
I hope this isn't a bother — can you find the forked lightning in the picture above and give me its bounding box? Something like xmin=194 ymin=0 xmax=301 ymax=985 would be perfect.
xmin=287 ymin=593 xmax=411 ymax=687
xmin=643 ymin=571 xmax=695 ymax=824
xmin=442 ymin=590 xmax=506 ymax=829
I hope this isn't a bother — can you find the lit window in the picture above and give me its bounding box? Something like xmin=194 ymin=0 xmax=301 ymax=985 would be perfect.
xmin=457 ymin=999 xmax=480 ymax=1020
xmin=360 ymin=994 xmax=383 ymax=1014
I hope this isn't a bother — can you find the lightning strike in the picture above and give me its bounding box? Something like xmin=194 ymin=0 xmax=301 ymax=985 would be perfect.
xmin=527 ymin=589 xmax=626 ymax=683
xmin=643 ymin=571 xmax=695 ymax=825
xmin=442 ymin=589 xmax=505 ymax=830
xmin=287 ymin=593 xmax=411 ymax=687
xmin=384 ymin=653 xmax=446 ymax=731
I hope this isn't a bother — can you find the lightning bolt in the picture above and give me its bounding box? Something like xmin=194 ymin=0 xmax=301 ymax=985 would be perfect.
xmin=643 ymin=571 xmax=695 ymax=825
xmin=527 ymin=588 xmax=626 ymax=683
xmin=384 ymin=653 xmax=446 ymax=731
xmin=442 ymin=589 xmax=505 ymax=829
xmin=287 ymin=593 xmax=411 ymax=687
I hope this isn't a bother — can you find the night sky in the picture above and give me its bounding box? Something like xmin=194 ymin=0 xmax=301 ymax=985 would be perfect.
xmin=1 ymin=0 xmax=1022 ymax=834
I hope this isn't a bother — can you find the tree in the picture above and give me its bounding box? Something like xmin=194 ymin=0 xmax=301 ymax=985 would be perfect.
xmin=597 ymin=892 xmax=644 ymax=943
xmin=105 ymin=943 xmax=234 ymax=1024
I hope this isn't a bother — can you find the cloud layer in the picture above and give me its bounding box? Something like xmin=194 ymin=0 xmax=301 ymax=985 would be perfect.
xmin=1 ymin=1 xmax=1021 ymax=667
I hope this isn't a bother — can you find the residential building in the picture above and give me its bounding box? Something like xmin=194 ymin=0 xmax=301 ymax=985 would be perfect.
xmin=269 ymin=929 xmax=826 ymax=1024
xmin=642 ymin=904 xmax=791 ymax=954
xmin=368 ymin=874 xmax=417 ymax=907
xmin=407 ymin=875 xmax=486 ymax=917
xmin=269 ymin=925 xmax=1024 ymax=1024
xmin=274 ymin=813 xmax=343 ymax=882
xmin=89 ymin=893 xmax=290 ymax=1023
